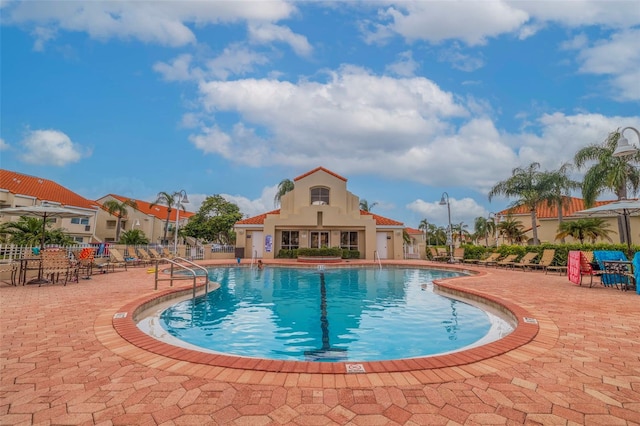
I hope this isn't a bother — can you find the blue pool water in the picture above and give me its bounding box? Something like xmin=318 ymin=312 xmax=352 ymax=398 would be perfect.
xmin=158 ymin=267 xmax=503 ymax=362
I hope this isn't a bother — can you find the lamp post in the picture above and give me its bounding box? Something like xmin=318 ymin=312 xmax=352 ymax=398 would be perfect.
xmin=173 ymin=190 xmax=189 ymax=253
xmin=489 ymin=212 xmax=500 ymax=247
xmin=612 ymin=126 xmax=639 ymax=246
xmin=613 ymin=126 xmax=640 ymax=157
xmin=439 ymin=192 xmax=454 ymax=263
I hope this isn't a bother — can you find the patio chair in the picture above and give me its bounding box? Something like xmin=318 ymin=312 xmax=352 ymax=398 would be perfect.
xmin=0 ymin=260 xmax=18 ymax=286
xmin=495 ymin=254 xmax=518 ymax=268
xmin=509 ymin=252 xmax=539 ymax=271
xmin=162 ymin=247 xmax=176 ymax=260
xmin=476 ymin=252 xmax=501 ymax=267
xmin=41 ymin=248 xmax=77 ymax=286
xmin=73 ymin=247 xmax=96 ymax=279
xmin=578 ymin=251 xmax=604 ymax=287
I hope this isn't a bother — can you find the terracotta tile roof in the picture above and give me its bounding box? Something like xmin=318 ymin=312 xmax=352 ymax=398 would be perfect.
xmin=109 ymin=194 xmax=195 ymax=222
xmin=0 ymin=169 xmax=99 ymax=210
xmin=236 ymin=210 xmax=281 ymax=225
xmin=498 ymin=196 xmax=612 ymax=219
xmin=236 ymin=209 xmax=404 ymax=227
xmin=360 ymin=210 xmax=404 ymax=226
xmin=294 ymin=167 xmax=347 ymax=182
xmin=405 ymin=227 xmax=423 ymax=235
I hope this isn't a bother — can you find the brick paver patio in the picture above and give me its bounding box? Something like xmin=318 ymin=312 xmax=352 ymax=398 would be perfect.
xmin=1 ymin=259 xmax=639 ymax=425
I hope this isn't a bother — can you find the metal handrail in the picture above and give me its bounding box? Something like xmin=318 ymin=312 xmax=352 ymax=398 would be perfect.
xmin=154 ymin=257 xmax=209 ymax=299
xmin=374 ymin=250 xmax=382 ymax=270
xmin=250 ymin=250 xmax=258 ymax=268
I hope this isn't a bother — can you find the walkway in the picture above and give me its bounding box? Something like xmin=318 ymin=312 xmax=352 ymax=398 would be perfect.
xmin=1 ymin=260 xmax=639 ymax=425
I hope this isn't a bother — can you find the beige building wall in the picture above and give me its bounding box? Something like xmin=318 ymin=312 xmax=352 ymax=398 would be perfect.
xmin=95 ymin=195 xmax=167 ymax=244
xmin=0 ymin=191 xmax=99 ymax=244
xmin=234 ymin=168 xmax=405 ymax=260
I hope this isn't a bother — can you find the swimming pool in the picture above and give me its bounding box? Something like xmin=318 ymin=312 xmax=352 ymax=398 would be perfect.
xmin=151 ymin=266 xmax=513 ymax=362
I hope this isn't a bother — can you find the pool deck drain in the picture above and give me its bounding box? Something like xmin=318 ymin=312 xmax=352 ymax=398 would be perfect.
xmin=2 ymin=258 xmax=640 ymax=425
xmin=345 ymin=363 xmax=366 ymax=373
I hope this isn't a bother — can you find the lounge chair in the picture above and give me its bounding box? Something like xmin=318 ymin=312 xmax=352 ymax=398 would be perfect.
xmin=534 ymin=249 xmax=558 ymax=273
xmin=509 ymin=252 xmax=539 ymax=271
xmin=476 ymin=252 xmax=501 ymax=267
xmin=428 ymin=247 xmax=447 ymax=262
xmin=162 ymin=247 xmax=176 ymax=260
xmin=135 ymin=248 xmax=155 ymax=265
xmin=452 ymin=247 xmax=465 ymax=263
xmin=109 ymin=248 xmax=140 ymax=269
xmin=495 ymin=254 xmax=518 ymax=268
xmin=148 ymin=248 xmax=165 ymax=262
xmin=74 ymin=247 xmax=95 ymax=278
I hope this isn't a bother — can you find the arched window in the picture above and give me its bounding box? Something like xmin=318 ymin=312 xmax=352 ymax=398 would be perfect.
xmin=310 ymin=187 xmax=330 ymax=205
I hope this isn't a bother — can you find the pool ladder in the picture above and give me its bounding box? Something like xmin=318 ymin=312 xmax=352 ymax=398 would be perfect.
xmin=374 ymin=251 xmax=382 ymax=269
xmin=154 ymin=256 xmax=209 ymax=299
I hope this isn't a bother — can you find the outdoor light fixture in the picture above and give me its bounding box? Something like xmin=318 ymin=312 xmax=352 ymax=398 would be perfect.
xmin=439 ymin=192 xmax=454 ymax=263
xmin=174 ymin=190 xmax=189 ymax=251
xmin=613 ymin=126 xmax=640 ymax=157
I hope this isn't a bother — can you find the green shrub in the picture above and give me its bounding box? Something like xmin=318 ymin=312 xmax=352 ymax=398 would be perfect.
xmin=297 ymin=247 xmax=343 ymax=257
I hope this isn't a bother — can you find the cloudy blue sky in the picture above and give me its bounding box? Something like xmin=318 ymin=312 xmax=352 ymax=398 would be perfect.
xmin=1 ymin=0 xmax=639 ymax=230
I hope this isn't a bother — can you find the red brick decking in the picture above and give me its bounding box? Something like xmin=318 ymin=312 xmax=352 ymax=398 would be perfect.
xmin=1 ymin=259 xmax=639 ymax=425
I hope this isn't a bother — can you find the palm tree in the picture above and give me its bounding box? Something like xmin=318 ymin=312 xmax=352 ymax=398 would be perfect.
xmin=274 ymin=179 xmax=294 ymax=207
xmin=418 ymin=218 xmax=430 ymax=245
xmin=359 ymin=199 xmax=378 ymax=212
xmin=1 ymin=217 xmax=48 ymax=246
xmin=150 ymin=192 xmax=179 ymax=245
xmin=542 ymin=163 xmax=581 ymax=243
xmin=119 ymin=229 xmax=150 ymax=245
xmin=488 ymin=162 xmax=551 ymax=245
xmin=452 ymin=222 xmax=469 ymax=245
xmin=102 ymin=198 xmax=138 ymax=242
xmin=555 ymin=218 xmax=614 ymax=244
xmin=574 ymin=129 xmax=640 ymax=245
xmin=496 ymin=215 xmax=525 ymax=245
xmin=474 ymin=216 xmax=495 ymax=247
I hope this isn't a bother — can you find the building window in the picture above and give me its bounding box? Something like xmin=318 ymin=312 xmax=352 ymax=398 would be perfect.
xmin=281 ymin=231 xmax=299 ymax=250
xmin=106 ymin=220 xmax=116 ymax=229
xmin=310 ymin=187 xmax=329 ymax=205
xmin=340 ymin=231 xmax=358 ymax=250
xmin=71 ymin=217 xmax=90 ymax=225
xmin=310 ymin=231 xmax=329 ymax=248
xmin=73 ymin=237 xmax=84 ymax=243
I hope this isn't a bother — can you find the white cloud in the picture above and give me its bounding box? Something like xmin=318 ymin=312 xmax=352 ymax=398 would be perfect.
xmin=3 ymin=0 xmax=296 ymax=49
xmin=437 ymin=45 xmax=485 ymax=72
xmin=248 ymin=22 xmax=313 ymax=57
xmin=573 ymin=29 xmax=640 ymax=101
xmin=153 ymin=54 xmax=200 ymax=82
xmin=385 ymin=50 xmax=419 ymax=77
xmin=19 ymin=129 xmax=89 ymax=166
xmin=0 ymin=138 xmax=9 ymax=150
xmin=206 ymin=45 xmax=270 ymax=80
xmin=371 ymin=1 xmax=529 ymax=46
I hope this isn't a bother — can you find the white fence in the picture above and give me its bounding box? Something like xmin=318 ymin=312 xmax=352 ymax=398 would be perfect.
xmin=0 ymin=243 xmax=205 ymax=261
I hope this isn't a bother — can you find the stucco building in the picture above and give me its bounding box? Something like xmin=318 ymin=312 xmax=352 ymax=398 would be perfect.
xmin=233 ymin=167 xmax=406 ymax=260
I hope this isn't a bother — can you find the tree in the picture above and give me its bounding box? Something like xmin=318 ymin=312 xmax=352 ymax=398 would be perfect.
xmin=274 ymin=179 xmax=294 ymax=207
xmin=150 ymin=192 xmax=183 ymax=245
xmin=574 ymin=129 xmax=640 ymax=245
xmin=555 ymin=218 xmax=614 ymax=244
xmin=496 ymin=215 xmax=526 ymax=245
xmin=418 ymin=219 xmax=430 ymax=245
xmin=452 ymin=222 xmax=469 ymax=245
xmin=474 ymin=216 xmax=496 ymax=247
xmin=0 ymin=217 xmax=76 ymax=246
xmin=359 ymin=199 xmax=378 ymax=212
xmin=181 ymin=195 xmax=243 ymax=244
xmin=102 ymin=198 xmax=138 ymax=242
xmin=488 ymin=162 xmax=551 ymax=245
xmin=541 ymin=163 xmax=581 ymax=243
xmin=119 ymin=229 xmax=150 ymax=245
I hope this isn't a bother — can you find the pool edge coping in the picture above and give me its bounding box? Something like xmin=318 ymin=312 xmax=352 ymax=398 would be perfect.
xmin=106 ymin=263 xmax=546 ymax=377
